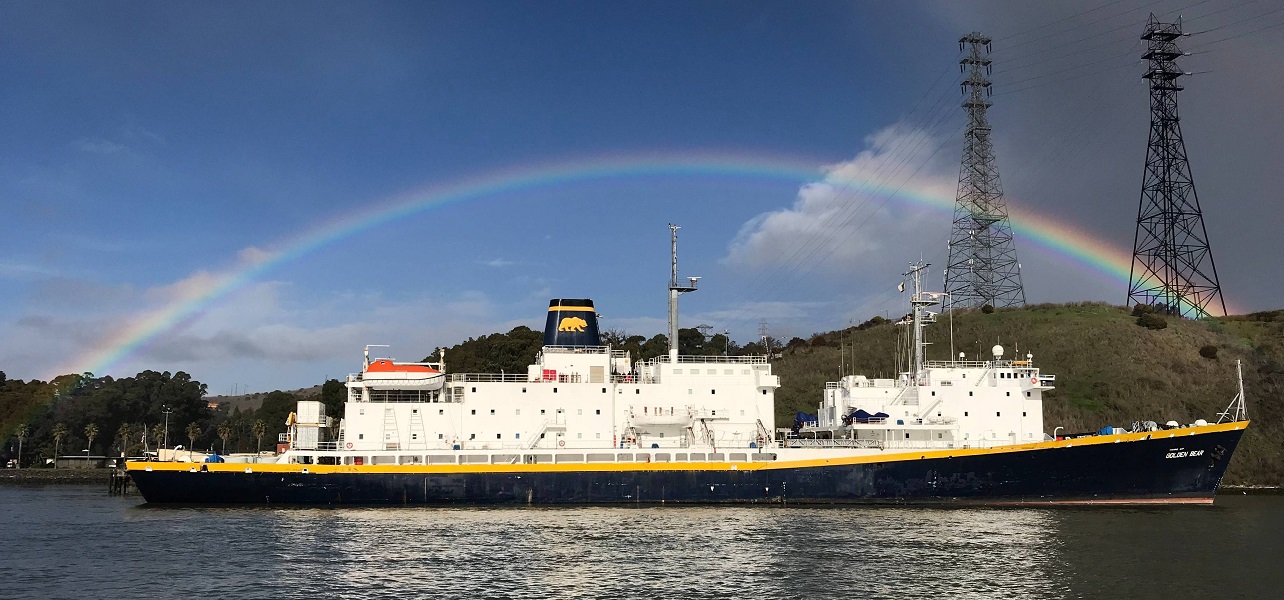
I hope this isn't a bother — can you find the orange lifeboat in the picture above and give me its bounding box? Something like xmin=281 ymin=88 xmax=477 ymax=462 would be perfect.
xmin=363 ymin=359 xmax=446 ymax=390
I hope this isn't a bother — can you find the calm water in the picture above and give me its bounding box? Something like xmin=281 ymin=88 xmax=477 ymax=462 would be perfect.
xmin=1 ymin=486 xmax=1280 ymax=599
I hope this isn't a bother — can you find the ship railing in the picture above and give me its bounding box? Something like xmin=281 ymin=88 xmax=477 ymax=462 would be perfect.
xmin=784 ymin=438 xmax=884 ymax=449
xmin=925 ymin=360 xmax=992 ymax=369
xmin=541 ymin=345 xmax=610 ymax=355
xmin=610 ymin=374 xmax=654 ymax=384
xmin=448 ymin=373 xmax=532 ymax=383
xmin=672 ymin=355 xmax=767 ymax=364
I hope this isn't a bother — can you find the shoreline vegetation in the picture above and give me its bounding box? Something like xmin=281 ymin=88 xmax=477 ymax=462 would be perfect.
xmin=3 ymin=302 xmax=1282 ymax=486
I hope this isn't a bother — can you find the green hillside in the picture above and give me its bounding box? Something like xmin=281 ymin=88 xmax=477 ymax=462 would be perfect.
xmin=772 ymin=303 xmax=1284 ymax=486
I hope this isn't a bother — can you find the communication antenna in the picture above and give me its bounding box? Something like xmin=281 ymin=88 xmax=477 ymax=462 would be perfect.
xmin=667 ymin=224 xmax=698 ymax=357
xmin=1127 ymin=14 xmax=1226 ymax=318
xmin=944 ymin=32 xmax=1026 ymax=310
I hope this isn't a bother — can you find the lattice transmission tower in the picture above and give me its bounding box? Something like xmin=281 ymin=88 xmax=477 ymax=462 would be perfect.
xmin=1127 ymin=15 xmax=1226 ymax=318
xmin=944 ymin=33 xmax=1026 ymax=310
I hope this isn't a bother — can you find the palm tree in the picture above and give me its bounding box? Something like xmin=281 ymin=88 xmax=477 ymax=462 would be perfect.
xmin=84 ymin=423 xmax=99 ymax=467
xmin=14 ymin=424 xmax=27 ymax=469
xmin=51 ymin=423 xmax=67 ymax=468
xmin=151 ymin=424 xmax=165 ymax=454
xmin=252 ymin=419 xmax=267 ymax=453
xmin=217 ymin=422 xmax=232 ymax=455
xmin=185 ymin=422 xmax=201 ymax=459
xmin=117 ymin=423 xmax=133 ymax=456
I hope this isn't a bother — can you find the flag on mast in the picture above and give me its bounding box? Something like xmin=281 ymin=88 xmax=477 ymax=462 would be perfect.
xmin=898 ymin=281 xmax=905 ymax=293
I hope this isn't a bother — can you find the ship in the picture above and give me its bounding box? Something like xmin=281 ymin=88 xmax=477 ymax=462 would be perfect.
xmin=127 ymin=232 xmax=1249 ymax=506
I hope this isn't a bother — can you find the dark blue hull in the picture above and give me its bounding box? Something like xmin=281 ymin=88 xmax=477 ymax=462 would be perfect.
xmin=128 ymin=426 xmax=1244 ymax=506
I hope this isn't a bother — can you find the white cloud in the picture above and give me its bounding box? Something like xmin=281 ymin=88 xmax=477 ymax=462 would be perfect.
xmin=237 ymin=246 xmax=277 ymax=265
xmin=480 ymin=258 xmax=515 ymax=268
xmin=723 ymin=124 xmax=956 ymax=279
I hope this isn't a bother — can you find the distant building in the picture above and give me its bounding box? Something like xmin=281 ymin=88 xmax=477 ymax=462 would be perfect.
xmin=53 ymin=455 xmax=116 ymax=469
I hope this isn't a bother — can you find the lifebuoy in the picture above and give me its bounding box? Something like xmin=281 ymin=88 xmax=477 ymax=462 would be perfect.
xmin=1030 ymin=377 xmax=1038 ymax=385
xmin=345 ymin=442 xmax=353 ymax=449
xmin=558 ymin=440 xmax=565 ymax=447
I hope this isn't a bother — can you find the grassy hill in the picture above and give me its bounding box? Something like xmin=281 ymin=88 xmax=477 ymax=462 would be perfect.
xmin=771 ymin=302 xmax=1284 ymax=486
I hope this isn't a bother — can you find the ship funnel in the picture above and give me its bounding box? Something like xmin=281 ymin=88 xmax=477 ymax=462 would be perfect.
xmin=544 ymin=299 xmax=601 ymax=347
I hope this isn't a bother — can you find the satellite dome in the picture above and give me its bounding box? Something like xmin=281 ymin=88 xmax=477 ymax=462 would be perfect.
xmin=991 ymin=344 xmax=1004 ymax=358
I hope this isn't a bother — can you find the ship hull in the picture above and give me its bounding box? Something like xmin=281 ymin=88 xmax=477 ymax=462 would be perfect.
xmin=127 ymin=423 xmax=1245 ymax=506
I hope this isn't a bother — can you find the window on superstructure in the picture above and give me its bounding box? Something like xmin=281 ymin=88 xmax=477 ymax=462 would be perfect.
xmin=553 ymin=387 xmax=558 ymax=393
xmin=541 ymin=409 xmax=546 ymax=415
xmin=761 ymin=390 xmax=767 ymax=395
xmin=711 ymin=389 xmax=716 ymax=395
xmin=471 ymin=410 xmax=476 ymax=415
xmin=470 ymin=434 xmax=475 ymax=440
xmin=1006 ymin=392 xmax=1010 ymax=397
xmin=577 ymin=433 xmax=583 ymax=439
xmin=439 ymin=409 xmax=444 ymax=415
xmin=931 ymin=391 xmax=936 ymax=396
xmin=412 ymin=434 xmax=418 ymax=440
xmin=412 ymin=409 xmax=418 ymax=414
xmin=358 ymin=434 xmax=364 ymax=439
xmin=968 ymin=392 xmax=973 ymax=397
xmin=472 ymin=387 xmax=477 ymax=392
xmin=595 ymin=409 xmax=600 ymax=415
xmin=522 ymin=387 xmax=526 ymax=393
xmin=964 ymin=412 xmax=968 ymax=417
xmin=496 ymin=434 xmax=501 ymax=439
xmin=996 ymin=412 xmax=1001 ymax=417
xmin=490 ymin=409 xmax=495 ymax=415
xmin=438 ymin=434 xmax=443 ymax=439
xmin=516 ymin=409 xmax=521 ymax=415
xmin=578 ymin=409 xmax=583 ymax=415
xmin=636 ymin=389 xmax=640 ymax=395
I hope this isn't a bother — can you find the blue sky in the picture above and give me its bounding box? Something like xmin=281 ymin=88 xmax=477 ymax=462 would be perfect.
xmin=3 ymin=1 xmax=1281 ymax=394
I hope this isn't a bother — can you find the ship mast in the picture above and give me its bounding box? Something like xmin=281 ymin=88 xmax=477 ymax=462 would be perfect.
xmin=904 ymin=262 xmax=939 ymax=383
xmin=667 ymin=224 xmax=698 ymax=359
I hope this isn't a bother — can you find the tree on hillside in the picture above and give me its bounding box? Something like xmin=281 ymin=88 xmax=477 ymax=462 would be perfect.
xmin=639 ymin=334 xmax=668 ymax=361
xmin=51 ymin=423 xmax=66 ymax=467
xmin=151 ymin=424 xmax=165 ymax=452
xmin=186 ymin=422 xmax=201 ymax=457
xmin=217 ymin=422 xmax=232 ymax=454
xmin=14 ymin=424 xmax=27 ymax=468
xmin=116 ymin=423 xmax=132 ymax=456
xmin=321 ymin=379 xmax=345 ymax=420
xmin=84 ymin=423 xmax=98 ymax=466
xmin=252 ymin=419 xmax=267 ymax=453
xmin=256 ymin=391 xmax=297 ymax=449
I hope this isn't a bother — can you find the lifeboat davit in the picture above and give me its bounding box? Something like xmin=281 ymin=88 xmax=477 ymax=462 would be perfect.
xmin=363 ymin=359 xmax=446 ymax=391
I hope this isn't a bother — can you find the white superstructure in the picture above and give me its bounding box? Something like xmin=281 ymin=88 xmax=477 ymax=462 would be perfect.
xmin=335 ymin=346 xmax=778 ymax=456
xmin=799 ymin=262 xmax=1055 ymax=450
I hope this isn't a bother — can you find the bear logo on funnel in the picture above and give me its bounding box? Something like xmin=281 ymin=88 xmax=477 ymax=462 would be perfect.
xmin=557 ymin=316 xmax=588 ymax=332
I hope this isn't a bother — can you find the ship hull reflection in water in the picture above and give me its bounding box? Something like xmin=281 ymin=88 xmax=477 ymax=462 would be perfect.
xmin=4 ymin=485 xmax=1279 ymax=599
xmin=279 ymin=506 xmax=1067 ymax=598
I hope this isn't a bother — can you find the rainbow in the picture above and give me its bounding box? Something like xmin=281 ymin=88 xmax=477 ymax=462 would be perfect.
xmin=60 ymin=151 xmax=1230 ymax=379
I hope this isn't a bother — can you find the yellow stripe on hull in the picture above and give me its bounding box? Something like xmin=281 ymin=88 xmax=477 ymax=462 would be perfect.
xmin=125 ymin=420 xmax=1247 ymax=476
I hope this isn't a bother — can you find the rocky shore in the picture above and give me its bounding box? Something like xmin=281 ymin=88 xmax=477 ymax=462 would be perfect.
xmin=0 ymin=468 xmax=115 ymax=485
